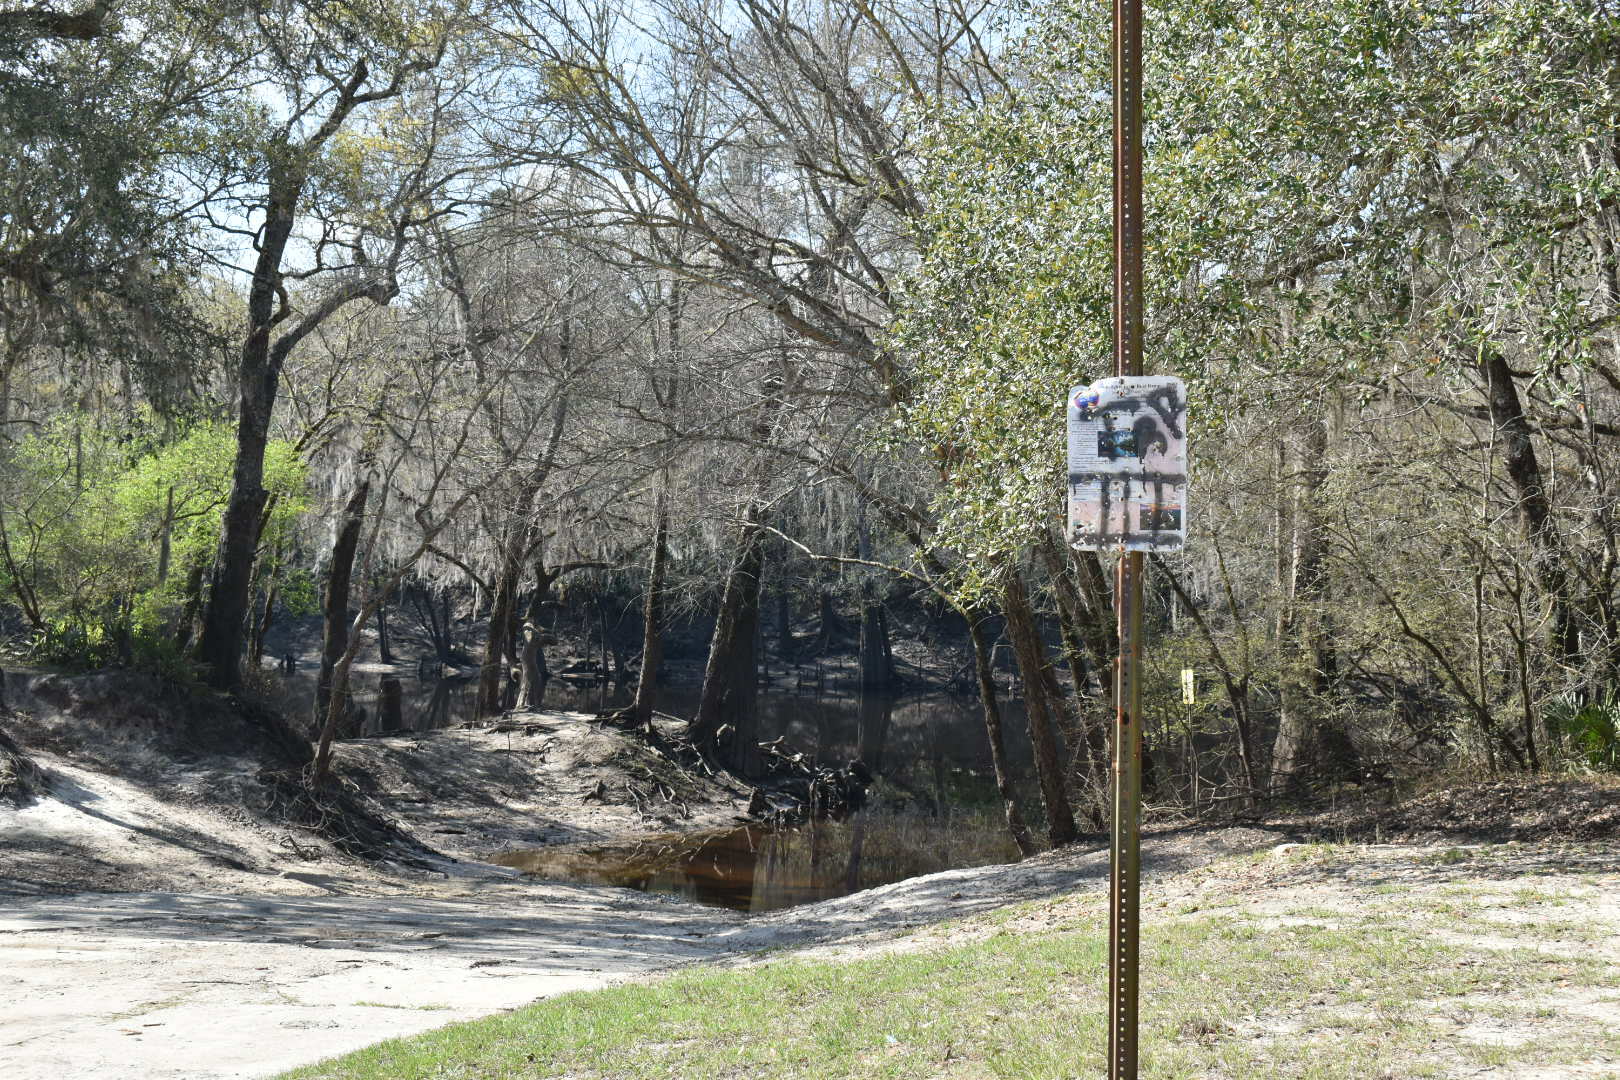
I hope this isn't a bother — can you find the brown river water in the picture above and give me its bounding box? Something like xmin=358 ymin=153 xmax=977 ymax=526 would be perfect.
xmin=267 ymin=668 xmax=1040 ymax=911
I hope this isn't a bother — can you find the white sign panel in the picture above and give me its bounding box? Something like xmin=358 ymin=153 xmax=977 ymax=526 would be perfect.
xmin=1067 ymin=375 xmax=1188 ymax=551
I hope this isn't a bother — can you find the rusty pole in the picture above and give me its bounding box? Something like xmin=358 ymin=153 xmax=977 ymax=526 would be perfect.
xmin=1108 ymin=0 xmax=1145 ymax=1072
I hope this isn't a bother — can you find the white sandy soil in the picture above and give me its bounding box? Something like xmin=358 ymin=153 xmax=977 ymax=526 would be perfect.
xmin=4 ymin=676 xmax=1616 ymax=1080
xmin=0 ymin=731 xmax=1274 ymax=1080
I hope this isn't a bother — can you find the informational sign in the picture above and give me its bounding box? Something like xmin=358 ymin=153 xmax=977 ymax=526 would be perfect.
xmin=1181 ymin=668 xmax=1196 ymax=706
xmin=1067 ymin=375 xmax=1188 ymax=551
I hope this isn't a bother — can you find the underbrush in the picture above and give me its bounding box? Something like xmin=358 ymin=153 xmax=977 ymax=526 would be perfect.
xmin=1282 ymin=770 xmax=1620 ymax=845
xmin=1543 ymin=694 xmax=1620 ymax=772
xmin=0 ymin=719 xmax=42 ymax=806
xmin=27 ymin=621 xmax=203 ymax=690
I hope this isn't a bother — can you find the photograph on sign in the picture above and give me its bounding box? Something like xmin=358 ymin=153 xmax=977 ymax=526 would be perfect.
xmin=1066 ymin=375 xmax=1188 ymax=552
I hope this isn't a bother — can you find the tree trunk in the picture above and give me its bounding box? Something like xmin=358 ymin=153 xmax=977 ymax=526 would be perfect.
xmin=855 ymin=504 xmax=893 ymax=690
xmin=317 ymin=481 xmax=370 ymax=724
xmin=375 ymin=580 xmax=393 ymax=664
xmin=1483 ymin=348 xmax=1579 ymax=670
xmin=1272 ymin=419 xmax=1338 ymax=793
xmin=815 ymin=588 xmax=841 ymax=652
xmin=879 ymin=605 xmax=894 ymax=682
xmin=196 ymin=165 xmax=302 ymax=689
xmin=596 ymin=595 xmax=611 ymax=710
xmin=691 ymin=509 xmax=766 ymax=775
xmin=249 ymin=576 xmax=277 ymax=671
xmin=173 ymin=558 xmax=206 ymax=650
xmin=477 ymin=548 xmax=523 ymax=718
xmin=857 ymin=599 xmax=893 ymax=689
xmin=378 ymin=676 xmax=403 ymax=733
xmin=632 ymin=488 xmax=670 ymax=729
xmin=776 ymin=585 xmax=794 ymax=658
xmin=1000 ymin=568 xmax=1080 ymax=846
xmin=1038 ymin=530 xmax=1110 ymax=794
xmin=197 ymin=417 xmax=273 ymax=687
xmin=514 ymin=563 xmax=553 ymax=711
xmin=966 ymin=612 xmax=1037 ymax=857
xmin=156 ymin=486 xmax=174 ymax=586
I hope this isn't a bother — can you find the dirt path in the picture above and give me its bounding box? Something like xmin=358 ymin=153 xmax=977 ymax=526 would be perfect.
xmin=0 ymin=822 xmax=1280 ymax=1079
xmin=0 ymin=686 xmax=753 ymax=1079
xmin=0 ymin=876 xmax=741 ymax=1080
xmin=6 ymin=819 xmax=1618 ymax=1079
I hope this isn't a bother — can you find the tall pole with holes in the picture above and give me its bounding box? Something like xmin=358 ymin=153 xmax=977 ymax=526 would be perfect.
xmin=1108 ymin=0 xmax=1146 ymax=1071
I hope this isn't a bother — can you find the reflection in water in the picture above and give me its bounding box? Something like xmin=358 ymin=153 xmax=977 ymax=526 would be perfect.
xmin=268 ymin=666 xmax=1041 ymax=907
xmin=492 ymin=810 xmax=1021 ymax=912
xmin=263 ymin=672 xmax=1035 ymax=809
xmin=262 ymin=669 xmax=634 ymax=735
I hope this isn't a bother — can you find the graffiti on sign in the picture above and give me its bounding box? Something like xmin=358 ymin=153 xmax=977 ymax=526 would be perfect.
xmin=1067 ymin=376 xmax=1188 ymax=552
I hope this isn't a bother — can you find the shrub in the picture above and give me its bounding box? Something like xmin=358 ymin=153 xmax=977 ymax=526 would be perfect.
xmin=1544 ymin=694 xmax=1620 ymax=772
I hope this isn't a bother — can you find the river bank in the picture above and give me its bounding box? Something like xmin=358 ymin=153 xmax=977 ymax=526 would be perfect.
xmin=3 ymin=669 xmax=1618 ymax=1079
xmin=0 ymin=666 xmax=1220 ymax=1078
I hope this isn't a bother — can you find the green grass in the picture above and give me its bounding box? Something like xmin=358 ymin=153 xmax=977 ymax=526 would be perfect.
xmin=276 ymin=867 xmax=1620 ymax=1080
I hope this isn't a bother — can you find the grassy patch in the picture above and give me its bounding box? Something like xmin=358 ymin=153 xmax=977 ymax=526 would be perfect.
xmin=277 ymin=864 xmax=1620 ymax=1080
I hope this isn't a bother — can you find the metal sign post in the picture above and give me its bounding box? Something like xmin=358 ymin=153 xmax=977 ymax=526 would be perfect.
xmin=1111 ymin=0 xmax=1145 ymax=1070
xmin=1065 ymin=0 xmax=1154 ymax=1073
xmin=1065 ymin=395 xmax=1187 ymax=1057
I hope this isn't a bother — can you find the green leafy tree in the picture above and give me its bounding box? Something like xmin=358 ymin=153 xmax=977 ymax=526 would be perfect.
xmin=190 ymin=0 xmax=498 ymax=688
xmin=0 ymin=412 xmax=307 ymax=669
xmin=0 ymin=0 xmax=247 ymax=422
xmin=898 ymin=0 xmax=1620 ymax=777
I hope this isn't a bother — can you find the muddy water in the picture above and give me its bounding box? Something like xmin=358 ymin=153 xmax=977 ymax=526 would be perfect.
xmin=268 ymin=665 xmax=1039 ymax=911
xmin=492 ymin=688 xmax=1039 ymax=912
xmin=491 ymin=812 xmax=1021 ymax=912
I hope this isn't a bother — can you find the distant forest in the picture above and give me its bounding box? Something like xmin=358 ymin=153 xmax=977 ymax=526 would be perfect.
xmin=3 ymin=0 xmax=1618 ymax=846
